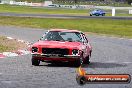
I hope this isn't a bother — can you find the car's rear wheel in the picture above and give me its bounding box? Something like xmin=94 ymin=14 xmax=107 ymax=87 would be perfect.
xmin=32 ymin=57 xmax=40 ymax=66
xmin=90 ymin=14 xmax=92 ymax=16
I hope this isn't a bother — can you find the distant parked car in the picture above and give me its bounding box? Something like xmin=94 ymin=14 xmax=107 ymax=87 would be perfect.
xmin=90 ymin=9 xmax=106 ymax=16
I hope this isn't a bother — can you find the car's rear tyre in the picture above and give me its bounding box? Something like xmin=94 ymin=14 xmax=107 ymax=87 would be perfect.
xmin=84 ymin=56 xmax=90 ymax=64
xmin=90 ymin=14 xmax=92 ymax=16
xmin=32 ymin=57 xmax=40 ymax=66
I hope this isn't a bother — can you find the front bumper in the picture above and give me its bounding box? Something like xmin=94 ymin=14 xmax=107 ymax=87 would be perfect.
xmin=32 ymin=53 xmax=80 ymax=58
xmin=31 ymin=53 xmax=81 ymax=62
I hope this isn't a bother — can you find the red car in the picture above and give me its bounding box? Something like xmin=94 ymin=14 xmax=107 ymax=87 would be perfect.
xmin=31 ymin=29 xmax=92 ymax=67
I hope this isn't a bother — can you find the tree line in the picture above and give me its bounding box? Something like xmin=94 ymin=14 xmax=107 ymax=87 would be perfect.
xmin=15 ymin=0 xmax=44 ymax=2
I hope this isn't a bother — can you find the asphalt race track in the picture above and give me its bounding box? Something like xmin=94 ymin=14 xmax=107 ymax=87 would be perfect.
xmin=0 ymin=26 xmax=132 ymax=88
xmin=0 ymin=12 xmax=132 ymax=19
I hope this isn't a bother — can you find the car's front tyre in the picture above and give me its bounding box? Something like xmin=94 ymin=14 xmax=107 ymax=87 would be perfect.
xmin=74 ymin=57 xmax=83 ymax=67
xmin=32 ymin=57 xmax=40 ymax=66
xmin=102 ymin=13 xmax=105 ymax=16
xmin=84 ymin=56 xmax=90 ymax=64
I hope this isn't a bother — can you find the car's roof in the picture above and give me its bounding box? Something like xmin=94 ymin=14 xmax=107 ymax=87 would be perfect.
xmin=49 ymin=29 xmax=81 ymax=33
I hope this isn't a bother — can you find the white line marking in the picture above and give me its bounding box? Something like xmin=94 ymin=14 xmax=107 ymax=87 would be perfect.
xmin=104 ymin=61 xmax=132 ymax=64
xmin=1 ymin=81 xmax=12 ymax=84
xmin=122 ymin=62 xmax=132 ymax=64
xmin=105 ymin=61 xmax=116 ymax=63
xmin=129 ymin=39 xmax=132 ymax=41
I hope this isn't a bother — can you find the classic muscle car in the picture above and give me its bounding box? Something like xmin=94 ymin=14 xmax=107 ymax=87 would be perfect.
xmin=31 ymin=29 xmax=92 ymax=67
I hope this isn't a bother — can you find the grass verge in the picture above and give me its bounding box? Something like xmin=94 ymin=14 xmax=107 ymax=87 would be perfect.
xmin=0 ymin=4 xmax=88 ymax=15
xmin=0 ymin=16 xmax=132 ymax=38
xmin=0 ymin=36 xmax=27 ymax=53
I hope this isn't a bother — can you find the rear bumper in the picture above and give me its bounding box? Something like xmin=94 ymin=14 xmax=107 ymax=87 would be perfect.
xmin=31 ymin=53 xmax=80 ymax=62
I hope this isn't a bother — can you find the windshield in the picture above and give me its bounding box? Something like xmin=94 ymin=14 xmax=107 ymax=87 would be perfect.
xmin=42 ymin=31 xmax=82 ymax=42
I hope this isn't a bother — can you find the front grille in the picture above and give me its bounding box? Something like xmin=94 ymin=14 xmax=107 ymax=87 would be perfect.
xmin=42 ymin=48 xmax=69 ymax=55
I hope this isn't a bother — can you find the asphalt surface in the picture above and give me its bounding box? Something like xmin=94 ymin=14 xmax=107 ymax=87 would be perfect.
xmin=0 ymin=26 xmax=132 ymax=88
xmin=0 ymin=12 xmax=132 ymax=19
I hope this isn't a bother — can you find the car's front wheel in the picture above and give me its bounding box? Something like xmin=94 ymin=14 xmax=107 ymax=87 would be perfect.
xmin=32 ymin=57 xmax=40 ymax=66
xmin=102 ymin=13 xmax=105 ymax=16
xmin=84 ymin=56 xmax=90 ymax=64
xmin=74 ymin=57 xmax=83 ymax=67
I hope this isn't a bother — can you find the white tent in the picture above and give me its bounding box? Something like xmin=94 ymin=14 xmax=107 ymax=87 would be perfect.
xmin=0 ymin=0 xmax=14 ymax=4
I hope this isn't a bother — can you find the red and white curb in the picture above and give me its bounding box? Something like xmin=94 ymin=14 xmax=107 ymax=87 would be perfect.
xmin=0 ymin=54 xmax=5 ymax=58
xmin=0 ymin=37 xmax=31 ymax=59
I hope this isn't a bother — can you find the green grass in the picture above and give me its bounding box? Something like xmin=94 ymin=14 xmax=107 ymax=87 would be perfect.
xmin=0 ymin=16 xmax=132 ymax=38
xmin=0 ymin=45 xmax=12 ymax=53
xmin=115 ymin=13 xmax=132 ymax=16
xmin=0 ymin=4 xmax=88 ymax=15
xmin=0 ymin=36 xmax=13 ymax=53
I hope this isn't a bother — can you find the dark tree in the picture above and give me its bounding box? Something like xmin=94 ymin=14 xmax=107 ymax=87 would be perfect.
xmin=74 ymin=0 xmax=77 ymax=3
xmin=126 ymin=0 xmax=132 ymax=4
xmin=15 ymin=0 xmax=44 ymax=3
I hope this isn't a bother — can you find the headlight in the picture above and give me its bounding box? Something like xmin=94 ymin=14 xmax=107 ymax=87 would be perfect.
xmin=32 ymin=47 xmax=38 ymax=53
xmin=72 ymin=49 xmax=79 ymax=55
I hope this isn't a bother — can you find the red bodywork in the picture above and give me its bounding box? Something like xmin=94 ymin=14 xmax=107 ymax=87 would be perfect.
xmin=31 ymin=29 xmax=92 ymax=63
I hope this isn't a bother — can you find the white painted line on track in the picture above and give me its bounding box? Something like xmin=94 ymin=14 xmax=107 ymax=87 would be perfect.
xmin=129 ymin=39 xmax=132 ymax=41
xmin=98 ymin=35 xmax=132 ymax=41
xmin=104 ymin=61 xmax=117 ymax=63
xmin=104 ymin=61 xmax=132 ymax=64
xmin=1 ymin=81 xmax=12 ymax=84
xmin=122 ymin=62 xmax=132 ymax=64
